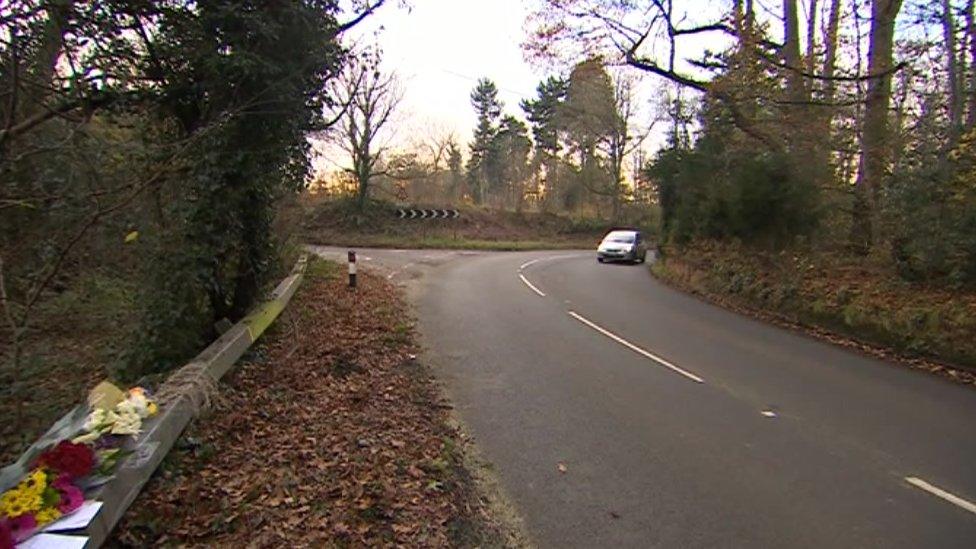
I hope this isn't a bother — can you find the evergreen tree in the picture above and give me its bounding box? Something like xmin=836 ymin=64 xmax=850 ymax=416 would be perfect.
xmin=521 ymin=76 xmax=568 ymax=210
xmin=447 ymin=140 xmax=465 ymax=201
xmin=560 ymin=59 xmax=617 ymax=211
xmin=131 ymin=0 xmax=344 ymax=374
xmin=495 ymin=115 xmax=533 ymax=210
xmin=466 ymin=78 xmax=503 ymax=204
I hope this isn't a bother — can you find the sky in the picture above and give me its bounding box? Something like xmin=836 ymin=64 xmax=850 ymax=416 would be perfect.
xmin=328 ymin=0 xmax=734 ymax=169
xmin=342 ymin=0 xmax=546 ymax=150
xmin=320 ymin=0 xmax=780 ymax=174
xmin=323 ymin=0 xmax=940 ymax=177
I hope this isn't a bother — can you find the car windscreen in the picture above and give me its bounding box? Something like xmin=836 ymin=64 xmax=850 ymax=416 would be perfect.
xmin=603 ymin=233 xmax=635 ymax=244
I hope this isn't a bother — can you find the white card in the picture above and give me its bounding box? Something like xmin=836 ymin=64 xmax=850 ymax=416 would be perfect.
xmin=18 ymin=533 xmax=89 ymax=549
xmin=43 ymin=501 xmax=102 ymax=532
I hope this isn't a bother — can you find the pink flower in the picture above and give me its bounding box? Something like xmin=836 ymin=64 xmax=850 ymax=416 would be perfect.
xmin=52 ymin=474 xmax=73 ymax=490
xmin=7 ymin=514 xmax=37 ymax=543
xmin=56 ymin=483 xmax=84 ymax=514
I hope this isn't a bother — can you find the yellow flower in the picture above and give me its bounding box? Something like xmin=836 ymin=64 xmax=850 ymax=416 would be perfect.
xmin=0 ymin=491 xmax=22 ymax=517
xmin=3 ymin=501 xmax=25 ymax=518
xmin=0 ymin=473 xmax=46 ymax=517
xmin=19 ymin=491 xmax=42 ymax=513
xmin=35 ymin=507 xmax=62 ymax=525
xmin=26 ymin=469 xmax=47 ymax=493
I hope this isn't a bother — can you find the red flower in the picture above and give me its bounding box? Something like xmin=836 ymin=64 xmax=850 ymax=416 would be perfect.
xmin=37 ymin=441 xmax=95 ymax=479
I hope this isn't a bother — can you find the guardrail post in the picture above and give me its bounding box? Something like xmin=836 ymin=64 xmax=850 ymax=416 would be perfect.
xmin=348 ymin=250 xmax=357 ymax=288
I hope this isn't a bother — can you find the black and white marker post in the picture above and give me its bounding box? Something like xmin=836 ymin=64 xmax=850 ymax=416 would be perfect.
xmin=347 ymin=250 xmax=357 ymax=288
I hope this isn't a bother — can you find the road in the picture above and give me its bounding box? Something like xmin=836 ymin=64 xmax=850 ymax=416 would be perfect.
xmin=310 ymin=246 xmax=976 ymax=548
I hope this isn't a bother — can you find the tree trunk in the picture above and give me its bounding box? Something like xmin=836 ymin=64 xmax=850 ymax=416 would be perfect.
xmin=357 ymin=171 xmax=369 ymax=210
xmin=822 ymin=0 xmax=843 ymax=103
xmin=783 ymin=0 xmax=805 ymax=101
xmin=850 ymin=0 xmax=904 ymax=254
xmin=808 ymin=0 xmax=843 ymax=189
xmin=965 ymin=0 xmax=976 ymax=130
xmin=22 ymin=0 xmax=76 ymax=119
xmin=806 ymin=0 xmax=819 ymax=76
xmin=782 ymin=0 xmax=810 ymax=155
xmin=944 ymin=0 xmax=962 ymax=148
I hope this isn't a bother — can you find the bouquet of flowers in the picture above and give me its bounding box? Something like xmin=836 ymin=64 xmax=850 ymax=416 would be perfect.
xmin=0 ymin=384 xmax=158 ymax=548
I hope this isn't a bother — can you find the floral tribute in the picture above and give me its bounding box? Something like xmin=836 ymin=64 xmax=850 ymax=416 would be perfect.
xmin=0 ymin=384 xmax=158 ymax=548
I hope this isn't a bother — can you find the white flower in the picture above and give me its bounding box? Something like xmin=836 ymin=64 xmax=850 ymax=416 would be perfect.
xmin=72 ymin=430 xmax=101 ymax=444
xmin=124 ymin=392 xmax=152 ymax=419
xmin=83 ymin=408 xmax=108 ymax=431
xmin=109 ymin=410 xmax=142 ymax=436
xmin=116 ymin=399 xmax=136 ymax=416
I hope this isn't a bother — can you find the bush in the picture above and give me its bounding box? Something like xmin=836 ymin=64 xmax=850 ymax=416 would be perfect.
xmin=886 ymin=129 xmax=976 ymax=287
xmin=648 ymin=138 xmax=820 ymax=246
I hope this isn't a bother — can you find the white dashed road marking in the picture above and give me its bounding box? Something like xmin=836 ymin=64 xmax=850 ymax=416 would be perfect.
xmin=568 ymin=311 xmax=704 ymax=384
xmin=905 ymin=477 xmax=976 ymax=515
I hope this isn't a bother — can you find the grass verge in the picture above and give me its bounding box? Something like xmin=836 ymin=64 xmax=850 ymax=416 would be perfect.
xmin=306 ymin=234 xmax=592 ymax=251
xmin=111 ymin=258 xmax=514 ymax=547
xmin=652 ymin=241 xmax=976 ymax=385
xmin=301 ymin=198 xmax=613 ymax=252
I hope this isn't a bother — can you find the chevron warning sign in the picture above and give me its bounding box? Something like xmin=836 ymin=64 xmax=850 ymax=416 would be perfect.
xmin=395 ymin=209 xmax=460 ymax=220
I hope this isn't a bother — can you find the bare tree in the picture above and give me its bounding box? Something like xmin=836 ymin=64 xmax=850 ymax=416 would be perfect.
xmin=415 ymin=123 xmax=459 ymax=172
xmin=326 ymin=49 xmax=403 ymax=210
xmin=601 ymin=75 xmax=652 ymax=221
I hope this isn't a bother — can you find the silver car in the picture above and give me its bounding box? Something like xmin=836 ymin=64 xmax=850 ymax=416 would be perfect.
xmin=597 ymin=229 xmax=647 ymax=264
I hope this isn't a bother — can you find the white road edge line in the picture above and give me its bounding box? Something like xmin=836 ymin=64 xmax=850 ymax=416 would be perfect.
xmin=905 ymin=477 xmax=976 ymax=515
xmin=567 ymin=311 xmax=705 ymax=384
xmin=519 ymin=253 xmax=586 ymax=272
xmin=519 ymin=274 xmax=546 ymax=297
xmin=386 ymin=262 xmax=415 ymax=280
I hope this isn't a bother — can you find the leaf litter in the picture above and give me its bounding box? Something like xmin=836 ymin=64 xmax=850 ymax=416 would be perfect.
xmin=111 ymin=263 xmax=507 ymax=547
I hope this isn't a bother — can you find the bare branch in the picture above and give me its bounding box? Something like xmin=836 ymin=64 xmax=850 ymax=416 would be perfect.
xmin=337 ymin=0 xmax=388 ymax=33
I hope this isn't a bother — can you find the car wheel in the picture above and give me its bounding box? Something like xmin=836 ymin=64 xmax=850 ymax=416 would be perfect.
xmin=597 ymin=257 xmax=604 ymax=263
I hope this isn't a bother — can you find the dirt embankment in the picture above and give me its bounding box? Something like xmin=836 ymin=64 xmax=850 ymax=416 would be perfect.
xmin=653 ymin=241 xmax=976 ymax=385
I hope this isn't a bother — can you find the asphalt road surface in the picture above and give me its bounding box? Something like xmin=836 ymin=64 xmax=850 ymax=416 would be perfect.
xmin=310 ymin=246 xmax=976 ymax=548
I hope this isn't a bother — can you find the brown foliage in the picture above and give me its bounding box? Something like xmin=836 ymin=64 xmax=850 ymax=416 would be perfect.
xmin=655 ymin=242 xmax=976 ymax=384
xmin=113 ymin=266 xmax=492 ymax=547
